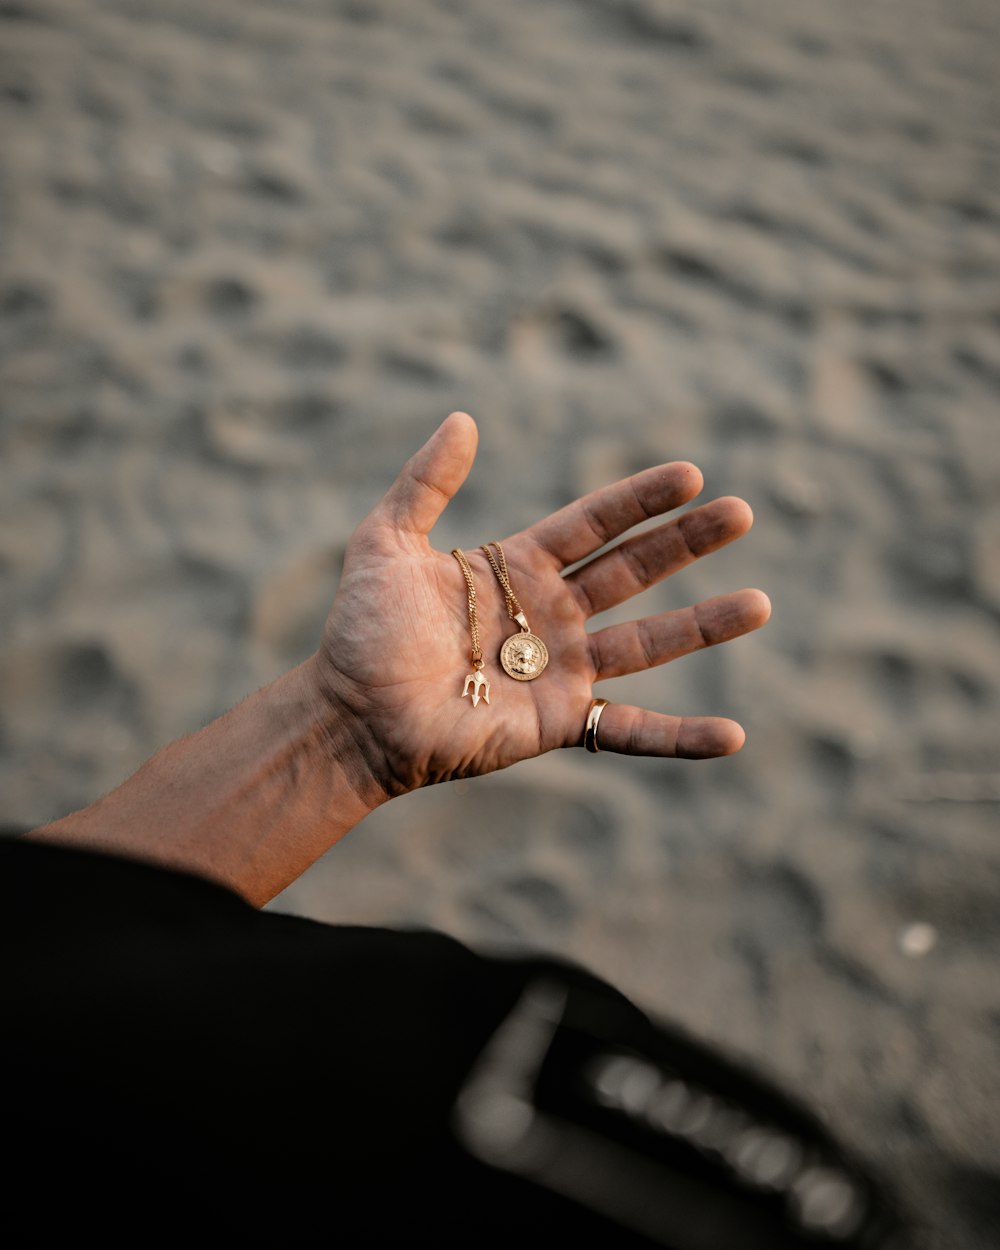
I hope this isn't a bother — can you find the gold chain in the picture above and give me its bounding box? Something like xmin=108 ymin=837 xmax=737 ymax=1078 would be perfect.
xmin=480 ymin=541 xmax=522 ymax=620
xmin=481 ymin=540 xmax=550 ymax=682
xmin=451 ymin=548 xmax=491 ymax=706
xmin=451 ymin=548 xmax=483 ymax=665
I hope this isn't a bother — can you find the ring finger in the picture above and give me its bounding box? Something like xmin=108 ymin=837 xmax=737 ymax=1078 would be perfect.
xmin=581 ymin=702 xmax=747 ymax=758
xmin=588 ymin=589 xmax=771 ymax=680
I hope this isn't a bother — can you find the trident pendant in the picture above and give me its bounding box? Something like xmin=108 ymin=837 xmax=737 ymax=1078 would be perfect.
xmin=462 ymin=669 xmax=490 ymax=707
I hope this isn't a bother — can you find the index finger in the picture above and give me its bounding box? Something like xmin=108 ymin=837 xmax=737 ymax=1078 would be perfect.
xmin=524 ymin=462 xmax=704 ymax=568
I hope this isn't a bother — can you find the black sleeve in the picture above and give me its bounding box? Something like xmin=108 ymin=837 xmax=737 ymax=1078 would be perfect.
xmin=0 ymin=838 xmax=910 ymax=1248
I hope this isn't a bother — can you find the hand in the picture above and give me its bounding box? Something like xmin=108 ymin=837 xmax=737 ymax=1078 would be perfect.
xmin=25 ymin=409 xmax=771 ymax=904
xmin=313 ymin=412 xmax=770 ymax=799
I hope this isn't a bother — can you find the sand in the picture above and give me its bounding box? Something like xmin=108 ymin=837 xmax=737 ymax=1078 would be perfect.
xmin=2 ymin=0 xmax=999 ymax=1245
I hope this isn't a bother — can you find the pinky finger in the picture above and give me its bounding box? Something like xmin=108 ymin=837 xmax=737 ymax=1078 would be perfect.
xmin=583 ymin=703 xmax=746 ymax=759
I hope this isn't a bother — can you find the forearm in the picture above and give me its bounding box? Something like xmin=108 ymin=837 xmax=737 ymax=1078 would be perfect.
xmin=25 ymin=657 xmax=387 ymax=907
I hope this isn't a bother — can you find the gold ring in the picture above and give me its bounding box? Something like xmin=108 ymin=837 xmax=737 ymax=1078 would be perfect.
xmin=584 ymin=698 xmax=609 ymax=753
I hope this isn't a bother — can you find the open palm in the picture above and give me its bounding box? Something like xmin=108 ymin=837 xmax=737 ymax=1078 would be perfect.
xmin=316 ymin=412 xmax=770 ymax=799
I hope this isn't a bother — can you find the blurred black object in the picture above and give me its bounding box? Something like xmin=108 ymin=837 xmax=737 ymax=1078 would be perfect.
xmin=455 ymin=976 xmax=908 ymax=1250
xmin=2 ymin=836 xmax=911 ymax=1246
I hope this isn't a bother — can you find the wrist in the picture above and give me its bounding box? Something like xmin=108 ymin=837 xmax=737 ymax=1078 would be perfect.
xmin=28 ymin=659 xmax=392 ymax=908
xmin=305 ymin=648 xmax=414 ymax=803
xmin=296 ymin=653 xmax=396 ymax=808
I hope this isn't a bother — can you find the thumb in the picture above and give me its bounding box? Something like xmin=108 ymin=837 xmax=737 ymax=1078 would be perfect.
xmin=373 ymin=411 xmax=478 ymax=536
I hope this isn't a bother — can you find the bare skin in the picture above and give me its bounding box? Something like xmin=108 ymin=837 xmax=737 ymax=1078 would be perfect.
xmin=27 ymin=411 xmax=770 ymax=906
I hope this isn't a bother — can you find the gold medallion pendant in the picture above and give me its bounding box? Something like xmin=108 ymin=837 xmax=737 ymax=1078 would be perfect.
xmin=500 ymin=626 xmax=549 ymax=681
xmin=479 ymin=540 xmax=549 ymax=684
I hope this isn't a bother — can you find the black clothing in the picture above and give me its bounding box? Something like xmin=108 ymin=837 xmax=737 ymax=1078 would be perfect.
xmin=2 ymin=839 xmax=908 ymax=1247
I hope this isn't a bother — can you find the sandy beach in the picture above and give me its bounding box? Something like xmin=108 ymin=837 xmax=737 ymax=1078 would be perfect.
xmin=2 ymin=1 xmax=999 ymax=1244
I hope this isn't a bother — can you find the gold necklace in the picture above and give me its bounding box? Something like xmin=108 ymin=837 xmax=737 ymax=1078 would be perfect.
xmin=451 ymin=548 xmax=490 ymax=707
xmin=480 ymin=541 xmax=549 ymax=681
